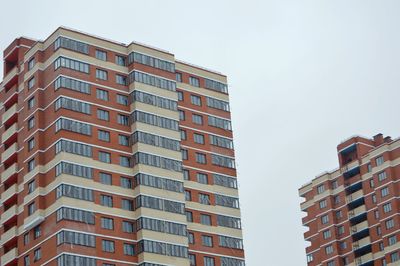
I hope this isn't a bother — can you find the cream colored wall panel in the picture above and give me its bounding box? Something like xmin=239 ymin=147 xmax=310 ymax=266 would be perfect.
xmin=176 ymin=61 xmax=226 ymax=83
xmin=177 ymin=82 xmax=229 ymax=102
xmin=186 ymin=201 xmax=241 ymax=217
xmin=132 ymin=122 xmax=180 ymax=141
xmin=130 ymin=82 xmax=178 ymax=100
xmin=138 ymin=253 xmax=189 ymax=266
xmin=133 ymin=101 xmax=179 ymax=120
xmin=187 ymin=222 xmax=243 ymax=238
xmin=134 ymin=142 xmax=182 ymax=161
xmin=127 ymin=43 xmax=174 ymax=62
xmin=137 ymin=229 xmax=188 ymax=246
xmin=184 ymin=180 xmax=239 ymax=197
xmin=134 ymin=164 xmax=183 ymax=181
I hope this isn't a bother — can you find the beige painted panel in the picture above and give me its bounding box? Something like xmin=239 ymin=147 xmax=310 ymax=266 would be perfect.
xmin=2 ymin=143 xmax=18 ymax=163
xmin=132 ymin=122 xmax=180 ymax=141
xmin=186 ymin=201 xmax=241 ymax=217
xmin=1 ymin=163 xmax=17 ymax=183
xmin=134 ymin=164 xmax=184 ymax=181
xmin=187 ymin=222 xmax=243 ymax=238
xmin=127 ymin=43 xmax=174 ymax=62
xmin=137 ymin=229 xmax=188 ymax=246
xmin=2 ymin=123 xmax=17 ymax=142
xmin=2 ymin=104 xmax=17 ymax=123
xmin=0 ymin=226 xmax=17 ymax=246
xmin=0 ymin=205 xmax=18 ymax=225
xmin=138 ymin=252 xmax=189 ymax=266
xmin=2 ymin=67 xmax=18 ymax=86
xmin=177 ymin=82 xmax=229 ymax=102
xmin=133 ymin=101 xmax=179 ymax=120
xmin=134 ymin=142 xmax=182 ymax=161
xmin=184 ymin=180 xmax=239 ymax=197
xmin=1 ymin=247 xmax=17 ymax=265
xmin=1 ymin=184 xmax=18 ymax=204
xmin=176 ymin=61 xmax=226 ymax=83
xmin=130 ymin=82 xmax=178 ymax=100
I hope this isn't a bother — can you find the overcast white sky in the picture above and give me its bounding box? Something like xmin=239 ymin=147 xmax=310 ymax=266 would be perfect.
xmin=2 ymin=1 xmax=400 ymax=265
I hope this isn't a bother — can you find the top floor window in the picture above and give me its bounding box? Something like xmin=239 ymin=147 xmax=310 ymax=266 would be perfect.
xmin=189 ymin=77 xmax=200 ymax=87
xmin=95 ymin=50 xmax=107 ymax=61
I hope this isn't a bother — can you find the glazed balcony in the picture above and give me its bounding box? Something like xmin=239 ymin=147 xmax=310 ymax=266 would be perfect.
xmin=353 ymin=236 xmax=371 ymax=251
xmin=1 ymin=163 xmax=18 ymax=184
xmin=354 ymin=252 xmax=373 ymax=266
xmin=1 ymin=247 xmax=17 ymax=266
xmin=349 ymin=205 xmax=367 ymax=219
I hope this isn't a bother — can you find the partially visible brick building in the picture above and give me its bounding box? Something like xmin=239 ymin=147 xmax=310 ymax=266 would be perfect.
xmin=0 ymin=27 xmax=245 ymax=266
xmin=300 ymin=134 xmax=400 ymax=266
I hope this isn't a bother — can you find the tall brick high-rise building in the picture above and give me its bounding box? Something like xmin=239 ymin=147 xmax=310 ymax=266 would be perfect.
xmin=299 ymin=134 xmax=400 ymax=266
xmin=0 ymin=27 xmax=244 ymax=266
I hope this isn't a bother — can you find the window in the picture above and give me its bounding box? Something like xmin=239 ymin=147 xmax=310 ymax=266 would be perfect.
xmin=189 ymin=254 xmax=196 ymax=266
xmin=217 ymin=215 xmax=241 ymax=229
xmin=96 ymin=69 xmax=108 ymax=80
xmin=132 ymin=152 xmax=182 ymax=172
xmin=55 ymin=97 xmax=91 ymax=114
xmin=24 ymin=255 xmax=29 ymax=266
xmin=208 ymin=115 xmax=231 ymax=130
xmin=28 ymin=180 xmax=35 ymax=194
xmin=206 ymin=97 xmax=230 ymax=111
xmin=377 ymin=226 xmax=382 ymax=235
xmin=54 ymin=76 xmax=91 ymax=94
xmin=116 ymin=74 xmax=127 ymax=85
xmin=338 ymin=225 xmax=345 ymax=235
xmin=331 ymin=180 xmax=338 ymax=189
xmin=379 ymin=241 xmax=384 ymax=251
xmin=197 ymin=173 xmax=208 ymax=184
xmin=28 ymin=77 xmax=35 ymax=89
xmin=136 ymin=217 xmax=187 ymax=236
xmin=372 ymin=194 xmax=377 ymax=203
xmin=339 ymin=241 xmax=347 ymax=250
xmin=56 ymin=207 xmax=95 ymax=224
xmin=185 ymin=190 xmax=192 ymax=201
xmin=99 ymin=151 xmax=111 ymax=163
xmin=117 ymin=94 xmax=129 ymax=105
xmin=193 ymin=133 xmax=205 ymax=144
xmin=122 ymin=199 xmax=134 ymax=211
xmin=180 ymin=129 xmax=187 ymax=140
xmin=370 ymin=179 xmax=375 ymax=188
xmin=177 ymin=90 xmax=183 ymax=101
xmin=57 ymin=254 xmax=95 ymax=266
xmin=321 ymin=215 xmax=329 ymax=224
xmin=54 ymin=56 xmax=89 ymax=73
xmin=319 ymin=199 xmax=327 ymax=209
xmin=188 ymin=232 xmax=195 ymax=244
xmin=28 ymin=97 xmax=35 ymax=109
xmin=101 ymin=217 xmax=114 ymax=230
xmin=54 ymin=37 xmax=89 ymax=53
xmin=317 ymin=184 xmax=325 ymax=194
xmin=55 ymin=162 xmax=93 ymax=179
xmin=204 ymin=257 xmax=215 ymax=266
xmin=378 ymin=171 xmax=387 ymax=181
xmin=137 ymin=240 xmax=187 ymax=258
xmin=28 ymin=116 xmax=35 ymax=130
xmin=124 ymin=243 xmax=135 ymax=256
xmin=183 ymin=169 xmax=190 ymax=180
xmin=117 ymin=114 xmax=129 ymax=125
xmin=202 ymin=235 xmax=213 ymax=247
xmin=196 ymin=153 xmax=207 ymax=164
xmin=98 ymin=130 xmax=110 ymax=141
xmin=186 ymin=211 xmax=193 ymax=222
xmin=55 ymin=118 xmax=92 ymax=135
xmin=100 ymin=195 xmax=113 ymax=207
xmin=376 ymin=156 xmax=384 ymax=166
xmin=179 ymin=110 xmax=185 ymax=120
xmin=28 ymin=159 xmax=35 ymax=172
xmin=199 ymin=193 xmax=210 ymax=205
xmin=115 ymin=55 xmax=126 ymax=66
xmin=34 ymin=226 xmax=41 ymax=239
xmin=323 ymin=229 xmax=331 ymax=239
xmin=130 ymin=71 xmax=176 ymax=91
xmin=327 ymin=261 xmax=335 ymax=266
xmin=56 ymin=231 xmax=96 ymax=248
xmin=120 ymin=177 xmax=133 ymax=189
xmin=191 ymin=95 xmax=202 ymax=106
xmin=189 ymin=76 xmax=200 ymax=87
xmin=120 ymin=156 xmax=131 ymax=167
xmin=388 ymin=235 xmax=397 ymax=246
xmin=336 ymin=210 xmax=342 ymax=219
xmin=375 ymin=210 xmax=380 ymax=219
xmin=386 ymin=219 xmax=394 ymax=229
xmin=132 ymin=110 xmax=179 ymax=130
xmin=391 ymin=252 xmax=399 ymax=262
xmin=95 ymin=50 xmax=107 ymax=61
xmin=128 ymin=52 xmax=175 ymax=72
xmin=381 ymin=187 xmax=389 ymax=197
xmin=119 ymin=135 xmax=129 ymax=146
xmin=383 ymin=202 xmax=392 ymax=213
xmin=132 ymin=131 xmax=180 ymax=151
xmin=96 ymin=88 xmax=109 ymax=101
xmin=215 ymin=194 xmax=239 ymax=209
xmin=205 ymin=78 xmax=228 ymax=93
xmin=176 ymin=72 xmax=182 ymax=82
xmin=334 ymin=195 xmax=340 ymax=205
xmin=28 ymin=57 xmax=35 ymax=70
xmin=100 ymin=172 xmax=112 ymax=185
xmin=34 ymin=248 xmax=41 ymax=262
xmin=28 ymin=138 xmax=35 ymax=151
xmin=325 ymin=245 xmax=333 ymax=254
xmin=192 ymin=114 xmax=203 ymax=125
xmin=97 ymin=109 xmax=109 ymax=121
xmin=102 ymin=240 xmax=115 ymax=253
xmin=28 ymin=202 xmax=36 ymax=215
xmin=123 ymin=221 xmax=135 ymax=233
xmin=214 ymin=173 xmax=238 ymax=189
xmin=212 ymin=154 xmax=236 ymax=168
xmin=219 ymin=236 xmax=243 ymax=249
xmin=200 ymin=214 xmax=211 ymax=225
xmin=56 ymin=184 xmax=94 ymax=202
xmin=182 ymin=149 xmax=188 ymax=160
